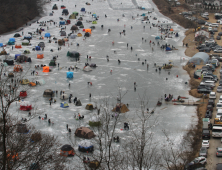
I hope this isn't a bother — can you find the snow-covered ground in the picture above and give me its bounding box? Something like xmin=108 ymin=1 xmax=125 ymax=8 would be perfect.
xmin=1 ymin=0 xmax=197 ymax=166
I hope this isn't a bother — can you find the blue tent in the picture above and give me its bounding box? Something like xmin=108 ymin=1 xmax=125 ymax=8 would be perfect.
xmin=66 ymin=72 xmax=73 ymax=78
xmin=0 ymin=43 xmax=3 ymax=47
xmin=60 ymin=21 xmax=66 ymax=25
xmin=15 ymin=54 xmax=21 ymax=60
xmin=9 ymin=38 xmax=15 ymax=42
xmin=8 ymin=41 xmax=15 ymax=45
xmin=141 ymin=13 xmax=146 ymax=16
xmin=24 ymin=35 xmax=32 ymax=40
xmin=92 ymin=13 xmax=97 ymax=18
xmin=81 ymin=8 xmax=85 ymax=12
xmin=141 ymin=7 xmax=145 ymax=10
xmin=166 ymin=47 xmax=171 ymax=51
xmin=35 ymin=46 xmax=41 ymax=51
xmin=155 ymin=36 xmax=160 ymax=40
xmin=60 ymin=102 xmax=69 ymax=108
xmin=45 ymin=33 xmax=51 ymax=37
xmin=175 ymin=33 xmax=179 ymax=37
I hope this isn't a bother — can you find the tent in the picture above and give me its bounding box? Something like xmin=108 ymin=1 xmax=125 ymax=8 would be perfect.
xmin=92 ymin=13 xmax=97 ymax=18
xmin=89 ymin=116 xmax=101 ymax=126
xmin=0 ymin=43 xmax=3 ymax=47
xmin=0 ymin=50 xmax=7 ymax=55
xmin=84 ymin=32 xmax=90 ymax=37
xmin=3 ymin=60 xmax=13 ymax=65
xmin=9 ymin=38 xmax=15 ymax=42
xmin=60 ymin=31 xmax=66 ymax=36
xmin=7 ymin=150 xmax=19 ymax=162
xmin=20 ymin=79 xmax=30 ymax=85
xmin=60 ymin=145 xmax=75 ymax=157
xmin=80 ymin=25 xmax=84 ymax=28
xmin=58 ymin=39 xmax=64 ymax=46
xmin=22 ymin=40 xmax=29 ymax=46
xmin=89 ymin=160 xmax=100 ymax=169
xmin=78 ymin=140 xmax=94 ymax=152
xmin=15 ymin=54 xmax=21 ymax=60
xmin=45 ymin=33 xmax=51 ymax=37
xmin=52 ymin=4 xmax=58 ymax=10
xmin=112 ymin=103 xmax=129 ymax=113
xmin=71 ymin=25 xmax=78 ymax=30
xmin=61 ymin=5 xmax=66 ymax=9
xmin=19 ymin=91 xmax=27 ymax=98
xmin=8 ymin=72 xmax=14 ymax=78
xmin=188 ymin=52 xmax=209 ymax=65
xmin=83 ymin=66 xmax=92 ymax=72
xmin=49 ymin=13 xmax=53 ymax=16
xmin=85 ymin=104 xmax=93 ymax=110
xmin=78 ymin=17 xmax=83 ymax=21
xmin=29 ymin=82 xmax=36 ymax=86
xmin=43 ymin=66 xmax=50 ymax=73
xmin=20 ymin=101 xmax=32 ymax=111
xmin=67 ymin=20 xmax=71 ymax=24
xmin=67 ymin=72 xmax=73 ymax=78
xmin=69 ymin=13 xmax=76 ymax=19
xmin=38 ymin=79 xmax=45 ymax=85
xmin=24 ymin=50 xmax=30 ymax=54
xmin=35 ymin=46 xmax=41 ymax=51
xmin=75 ymin=127 xmax=95 ymax=139
xmin=8 ymin=41 xmax=15 ymax=45
xmin=92 ymin=21 xmax=97 ymax=24
xmin=170 ymin=28 xmax=174 ymax=31
xmin=77 ymin=33 xmax=82 ymax=37
xmin=76 ymin=21 xmax=83 ymax=26
xmin=15 ymin=43 xmax=22 ymax=48
xmin=60 ymin=102 xmax=69 ymax=108
xmin=81 ymin=8 xmax=85 ymax=12
xmin=43 ymin=89 xmax=54 ymax=97
xmin=59 ymin=21 xmax=66 ymax=25
xmin=166 ymin=47 xmax=171 ymax=51
xmin=17 ymin=124 xmax=29 ymax=134
xmin=73 ymin=12 xmax=78 ymax=16
xmin=175 ymin=32 xmax=179 ymax=37
xmin=90 ymin=63 xmax=96 ymax=67
xmin=24 ymin=35 xmax=32 ymax=40
xmin=14 ymin=33 xmax=21 ymax=37
xmin=60 ymin=94 xmax=68 ymax=100
xmin=14 ymin=65 xmax=23 ymax=72
xmin=75 ymin=100 xmax=82 ymax=106
xmin=62 ymin=9 xmax=69 ymax=15
xmin=141 ymin=13 xmax=146 ymax=16
xmin=49 ymin=60 xmax=56 ymax=66
xmin=70 ymin=34 xmax=76 ymax=39
xmin=67 ymin=51 xmax=80 ymax=58
xmin=16 ymin=55 xmax=28 ymax=63
xmin=155 ymin=36 xmax=160 ymax=40
xmin=85 ymin=29 xmax=91 ymax=34
xmin=37 ymin=54 xmax=44 ymax=59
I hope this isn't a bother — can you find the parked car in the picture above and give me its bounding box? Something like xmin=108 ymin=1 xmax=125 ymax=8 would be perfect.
xmin=198 ymin=85 xmax=212 ymax=90
xmin=205 ymin=22 xmax=211 ymax=26
xmin=208 ymin=99 xmax=215 ymax=107
xmin=217 ymin=86 xmax=222 ymax=92
xmin=214 ymin=48 xmax=222 ymax=53
xmin=216 ymin=163 xmax=222 ymax=170
xmin=185 ymin=157 xmax=207 ymax=170
xmin=199 ymin=147 xmax=208 ymax=158
xmin=202 ymin=140 xmax=209 ymax=148
xmin=202 ymin=130 xmax=210 ymax=139
xmin=197 ymin=88 xmax=211 ymax=94
xmin=209 ymin=92 xmax=216 ymax=99
xmin=207 ymin=104 xmax=213 ymax=112
xmin=216 ymin=112 xmax=222 ymax=118
xmin=217 ymin=103 xmax=222 ymax=110
xmin=219 ymin=80 xmax=222 ymax=86
xmin=205 ymin=110 xmax=212 ymax=118
xmin=216 ymin=148 xmax=222 ymax=157
xmin=203 ymin=73 xmax=218 ymax=81
xmin=205 ymin=39 xmax=214 ymax=43
xmin=219 ymin=95 xmax=222 ymax=103
xmin=217 ymin=36 xmax=221 ymax=40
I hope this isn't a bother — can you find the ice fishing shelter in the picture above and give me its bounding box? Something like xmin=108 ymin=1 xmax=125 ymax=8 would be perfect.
xmin=71 ymin=25 xmax=78 ymax=30
xmin=49 ymin=60 xmax=56 ymax=66
xmin=43 ymin=89 xmax=54 ymax=97
xmin=15 ymin=43 xmax=22 ymax=48
xmin=76 ymin=21 xmax=83 ymax=26
xmin=166 ymin=47 xmax=171 ymax=51
xmin=62 ymin=9 xmax=69 ymax=15
xmin=67 ymin=20 xmax=71 ymax=24
xmin=22 ymin=40 xmax=30 ymax=46
xmin=112 ymin=103 xmax=129 ymax=113
xmin=141 ymin=13 xmax=146 ymax=16
xmin=188 ymin=52 xmax=209 ymax=65
xmin=52 ymin=4 xmax=58 ymax=10
xmin=75 ymin=100 xmax=82 ymax=106
xmin=85 ymin=29 xmax=91 ymax=34
xmin=60 ymin=102 xmax=69 ymax=108
xmin=155 ymin=36 xmax=160 ymax=40
xmin=60 ymin=145 xmax=75 ymax=157
xmin=24 ymin=50 xmax=30 ymax=54
xmin=17 ymin=124 xmax=29 ymax=134
xmin=9 ymin=38 xmax=15 ymax=42
xmin=20 ymin=79 xmax=30 ymax=85
xmin=0 ymin=43 xmax=3 ymax=47
xmin=14 ymin=65 xmax=23 ymax=72
xmin=14 ymin=33 xmax=21 ymax=37
xmin=8 ymin=72 xmax=14 ymax=78
xmin=84 ymin=32 xmax=90 ymax=37
xmin=70 ymin=34 xmax=76 ymax=39
xmin=85 ymin=104 xmax=93 ymax=110
xmin=75 ymin=127 xmax=95 ymax=139
xmin=69 ymin=13 xmax=76 ymax=19
xmin=89 ymin=116 xmax=101 ymax=126
xmin=20 ymin=101 xmax=32 ymax=111
xmin=77 ymin=33 xmax=82 ymax=37
xmin=60 ymin=31 xmax=66 ymax=36
xmin=92 ymin=13 xmax=97 ymax=18
xmin=42 ymin=66 xmax=50 ymax=72
xmin=37 ymin=54 xmax=44 ymax=59
xmin=60 ymin=93 xmax=68 ymax=100
xmin=92 ymin=21 xmax=97 ymax=24
xmin=45 ymin=33 xmax=51 ymax=37
xmin=73 ymin=12 xmax=78 ymax=16
xmin=15 ymin=54 xmax=21 ymax=60
xmin=19 ymin=91 xmax=27 ymax=98
xmin=90 ymin=63 xmax=96 ymax=67
xmin=59 ymin=21 xmax=66 ymax=25
xmin=24 ymin=35 xmax=32 ymax=40
xmin=78 ymin=140 xmax=94 ymax=152
xmin=16 ymin=55 xmax=29 ymax=63
xmin=8 ymin=41 xmax=14 ymax=45
xmin=66 ymin=72 xmax=73 ymax=78
xmin=83 ymin=66 xmax=92 ymax=72
xmin=61 ymin=5 xmax=66 ymax=9
xmin=35 ymin=46 xmax=41 ymax=51
xmin=58 ymin=39 xmax=64 ymax=46
xmin=81 ymin=8 xmax=85 ymax=12
xmin=67 ymin=51 xmax=80 ymax=58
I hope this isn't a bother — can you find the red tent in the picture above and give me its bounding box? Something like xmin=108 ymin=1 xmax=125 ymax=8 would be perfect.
xmin=19 ymin=91 xmax=27 ymax=98
xmin=20 ymin=101 xmax=32 ymax=111
xmin=67 ymin=20 xmax=71 ymax=25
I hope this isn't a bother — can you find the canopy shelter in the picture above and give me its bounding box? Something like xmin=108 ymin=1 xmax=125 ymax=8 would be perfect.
xmin=188 ymin=52 xmax=209 ymax=65
xmin=17 ymin=124 xmax=29 ymax=134
xmin=14 ymin=33 xmax=21 ymax=37
xmin=38 ymin=79 xmax=46 ymax=85
xmin=85 ymin=104 xmax=93 ymax=110
xmin=20 ymin=101 xmax=32 ymax=111
xmin=67 ymin=51 xmax=80 ymax=58
xmin=75 ymin=127 xmax=95 ymax=139
xmin=14 ymin=65 xmax=23 ymax=72
xmin=60 ymin=145 xmax=75 ymax=157
xmin=19 ymin=91 xmax=27 ymax=98
xmin=60 ymin=93 xmax=68 ymax=100
xmin=60 ymin=102 xmax=69 ymax=108
xmin=112 ymin=103 xmax=129 ymax=113
xmin=43 ymin=89 xmax=54 ymax=97
xmin=37 ymin=54 xmax=44 ymax=59
xmin=45 ymin=33 xmax=51 ymax=37
xmin=4 ymin=59 xmax=14 ymax=65
xmin=42 ymin=66 xmax=50 ymax=72
xmin=22 ymin=40 xmax=30 ymax=46
xmin=78 ymin=140 xmax=94 ymax=152
xmin=71 ymin=25 xmax=78 ymax=30
xmin=67 ymin=72 xmax=73 ymax=78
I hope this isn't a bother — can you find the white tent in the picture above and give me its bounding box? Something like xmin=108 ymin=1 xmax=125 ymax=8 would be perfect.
xmin=83 ymin=66 xmax=92 ymax=72
xmin=78 ymin=140 xmax=93 ymax=147
xmin=38 ymin=79 xmax=46 ymax=85
xmin=195 ymin=30 xmax=209 ymax=39
xmin=70 ymin=34 xmax=76 ymax=39
xmin=60 ymin=93 xmax=68 ymax=99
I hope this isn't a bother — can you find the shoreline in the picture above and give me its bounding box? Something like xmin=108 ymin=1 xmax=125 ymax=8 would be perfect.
xmin=152 ymin=0 xmax=204 ymax=162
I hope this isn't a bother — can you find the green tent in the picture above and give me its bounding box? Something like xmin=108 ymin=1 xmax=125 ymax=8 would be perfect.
xmin=49 ymin=60 xmax=56 ymax=66
xmin=73 ymin=12 xmax=78 ymax=16
xmin=22 ymin=41 xmax=30 ymax=46
xmin=79 ymin=25 xmax=84 ymax=28
xmin=24 ymin=50 xmax=30 ymax=54
xmin=69 ymin=14 xmax=76 ymax=19
xmin=92 ymin=21 xmax=97 ymax=24
xmin=89 ymin=121 xmax=101 ymax=127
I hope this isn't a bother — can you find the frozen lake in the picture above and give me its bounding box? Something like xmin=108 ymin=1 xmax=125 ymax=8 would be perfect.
xmin=1 ymin=0 xmax=197 ymax=167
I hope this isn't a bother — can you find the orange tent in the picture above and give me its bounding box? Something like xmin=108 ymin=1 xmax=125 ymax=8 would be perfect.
xmin=170 ymin=28 xmax=173 ymax=31
xmin=43 ymin=66 xmax=50 ymax=72
xmin=29 ymin=82 xmax=36 ymax=86
xmin=14 ymin=65 xmax=23 ymax=72
xmin=15 ymin=44 xmax=22 ymax=48
xmin=85 ymin=29 xmax=91 ymax=34
xmin=37 ymin=54 xmax=44 ymax=59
